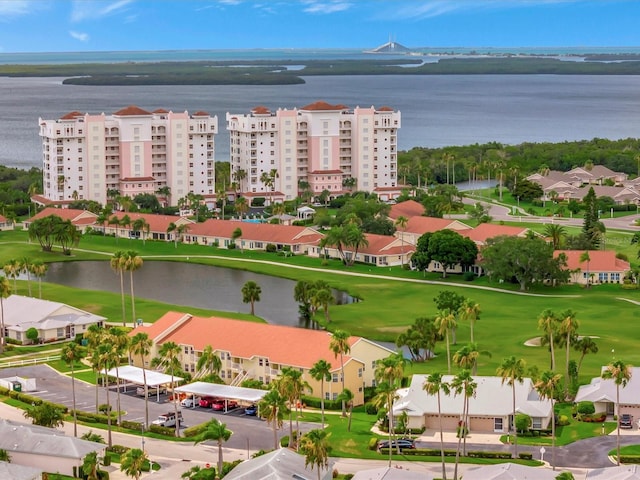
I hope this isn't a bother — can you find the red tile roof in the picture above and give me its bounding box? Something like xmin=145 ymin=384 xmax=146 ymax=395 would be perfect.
xmin=28 ymin=207 xmax=96 ymax=223
xmin=134 ymin=312 xmax=362 ymax=371
xmin=60 ymin=111 xmax=84 ymax=120
xmin=358 ymin=233 xmax=414 ymax=256
xmin=105 ymin=211 xmax=192 ymax=233
xmin=251 ymin=106 xmax=271 ymax=114
xmin=301 ymin=101 xmax=348 ymax=111
xmin=187 ymin=219 xmax=323 ymax=246
xmin=389 ymin=200 xmax=425 ymax=220
xmin=193 ymin=111 xmax=210 ymax=116
xmin=153 ymin=109 xmax=169 ymax=114
xmin=460 ymin=223 xmax=529 ymax=244
xmin=377 ymin=106 xmax=394 ymax=112
xmin=0 ymin=214 xmax=7 ymax=223
xmin=113 ymin=105 xmax=152 ymax=116
xmin=405 ymin=216 xmax=471 ymax=235
xmin=555 ymin=250 xmax=630 ymax=272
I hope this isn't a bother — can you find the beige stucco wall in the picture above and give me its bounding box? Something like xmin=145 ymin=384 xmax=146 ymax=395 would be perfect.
xmin=350 ymin=339 xmax=394 ymax=387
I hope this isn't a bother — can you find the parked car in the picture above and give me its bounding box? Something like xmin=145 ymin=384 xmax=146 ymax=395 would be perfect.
xmin=136 ymin=386 xmax=166 ymax=397
xmin=211 ymin=399 xmax=238 ymax=411
xmin=151 ymin=411 xmax=183 ymax=428
xmin=377 ymin=439 xmax=415 ymax=451
xmin=181 ymin=397 xmax=200 ymax=408
xmin=620 ymin=414 xmax=634 ymax=429
xmin=199 ymin=396 xmax=219 ymax=408
xmin=245 ymin=404 xmax=258 ymax=416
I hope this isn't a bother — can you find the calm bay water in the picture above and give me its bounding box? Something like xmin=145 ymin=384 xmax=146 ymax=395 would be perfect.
xmin=2 ymin=74 xmax=640 ymax=170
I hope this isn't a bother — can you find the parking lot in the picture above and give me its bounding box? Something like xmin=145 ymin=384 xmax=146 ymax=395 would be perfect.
xmin=1 ymin=365 xmax=316 ymax=450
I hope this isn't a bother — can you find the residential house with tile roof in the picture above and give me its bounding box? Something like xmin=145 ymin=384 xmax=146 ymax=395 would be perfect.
xmin=308 ymin=232 xmax=415 ymax=267
xmin=2 ymin=295 xmax=106 ymax=343
xmin=575 ymin=367 xmax=640 ymax=418
xmin=388 ymin=200 xmax=425 ymax=220
xmin=0 ymin=419 xmax=105 ymax=477
xmin=393 ymin=374 xmax=552 ymax=434
xmin=39 ymin=106 xmax=217 ymax=207
xmin=0 ymin=213 xmax=10 ymax=230
xmin=224 ymin=447 xmax=333 ymax=480
xmin=401 ymin=216 xmax=471 ymax=245
xmin=554 ymin=250 xmax=629 ymax=285
xmin=460 ymin=223 xmax=532 ymax=247
xmin=131 ymin=312 xmax=395 ymax=406
xmin=227 ymin=101 xmax=401 ymax=203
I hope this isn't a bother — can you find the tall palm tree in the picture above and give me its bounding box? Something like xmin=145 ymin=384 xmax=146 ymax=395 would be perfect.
xmin=132 ymin=218 xmax=150 ymax=245
xmin=151 ymin=341 xmax=182 ymax=437
xmin=534 ymin=370 xmax=562 ymax=470
xmin=96 ymin=341 xmax=118 ymax=447
xmin=544 ymin=224 xmax=567 ymax=250
xmin=329 ymin=330 xmax=351 ymax=417
xmin=559 ymin=309 xmax=579 ymax=399
xmin=450 ymin=369 xmax=477 ymax=480
xmin=300 ymin=429 xmax=332 ymax=480
xmin=259 ymin=388 xmax=288 ymax=450
xmin=574 ymin=336 xmax=599 ymax=375
xmin=311 ymin=288 xmax=334 ymax=324
xmin=235 ymin=196 xmax=249 ymax=219
xmin=241 ymin=280 xmax=261 ymax=315
xmin=129 ymin=332 xmax=152 ymax=427
xmin=61 ymin=342 xmax=87 ymax=437
xmin=537 ymin=309 xmax=559 ymax=370
xmin=337 ymin=388 xmax=354 ymax=431
xmin=496 ymin=356 xmax=526 ymax=459
xmin=394 ymin=215 xmax=409 ymax=266
xmin=423 ymin=373 xmax=450 ymax=480
xmin=3 ymin=259 xmax=21 ymax=294
xmin=0 ymin=276 xmax=10 ymax=354
xmin=29 ymin=261 xmax=48 ymax=299
xmin=194 ymin=419 xmax=232 ymax=477
xmin=109 ymin=327 xmax=129 ymax=426
xmin=110 ymin=251 xmax=127 ymax=326
xmin=453 ymin=343 xmax=491 ymax=376
xmin=580 ymin=251 xmax=591 ymax=287
xmin=375 ymin=352 xmax=406 ymax=456
xmin=277 ymin=367 xmax=311 ymax=450
xmin=84 ymin=325 xmax=105 ymax=414
xmin=435 ymin=310 xmax=457 ymax=374
xmin=82 ymin=451 xmax=99 ymax=480
xmin=123 ymin=251 xmax=143 ymax=326
xmin=459 ymin=299 xmax=481 ymax=344
xmin=120 ymin=448 xmax=148 ymax=480
xmin=196 ymin=345 xmax=222 ymax=379
xmin=602 ymin=360 xmax=633 ymax=466
xmin=20 ymin=257 xmax=32 ymax=297
xmin=309 ymin=359 xmax=332 ymax=428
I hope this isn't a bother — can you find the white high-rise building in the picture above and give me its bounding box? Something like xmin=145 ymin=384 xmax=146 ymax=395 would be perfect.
xmin=226 ymin=101 xmax=401 ymax=203
xmin=39 ymin=106 xmax=217 ymax=206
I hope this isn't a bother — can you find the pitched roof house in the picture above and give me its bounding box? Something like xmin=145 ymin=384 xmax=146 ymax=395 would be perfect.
xmin=392 ymin=374 xmax=552 ymax=434
xmin=308 ymin=232 xmax=415 ymax=267
xmin=460 ymin=224 xmax=532 ymax=246
xmin=0 ymin=461 xmax=42 ymax=480
xmin=389 ymin=200 xmax=425 ymax=220
xmin=0 ymin=419 xmax=105 ymax=477
xmin=131 ymin=312 xmax=394 ymax=406
xmin=575 ymin=366 xmax=640 ymax=418
xmin=586 ymin=465 xmax=640 ymax=480
xmin=463 ymin=463 xmax=561 ymax=480
xmin=554 ymin=250 xmax=629 ymax=285
xmin=402 ymin=216 xmax=471 ymax=245
xmin=352 ymin=467 xmax=434 ymax=480
xmin=224 ymin=447 xmax=333 ymax=480
xmin=2 ymin=295 xmax=106 ymax=344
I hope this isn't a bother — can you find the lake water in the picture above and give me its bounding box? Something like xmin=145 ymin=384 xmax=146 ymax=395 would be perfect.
xmin=2 ymin=74 xmax=640 ymax=169
xmin=43 ymin=260 xmax=355 ymax=328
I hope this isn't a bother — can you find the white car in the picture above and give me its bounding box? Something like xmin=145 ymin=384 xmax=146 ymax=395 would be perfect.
xmin=180 ymin=397 xmax=200 ymax=408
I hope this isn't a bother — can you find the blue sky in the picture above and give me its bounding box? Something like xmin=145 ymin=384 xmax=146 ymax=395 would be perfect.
xmin=0 ymin=0 xmax=638 ymax=52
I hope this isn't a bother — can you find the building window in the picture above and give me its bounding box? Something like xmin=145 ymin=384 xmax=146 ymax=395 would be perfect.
xmin=332 ymin=373 xmax=339 ymax=383
xmin=494 ymin=418 xmax=503 ymax=432
xmin=532 ymin=417 xmax=543 ymax=429
xmin=57 ymin=328 xmax=64 ymax=338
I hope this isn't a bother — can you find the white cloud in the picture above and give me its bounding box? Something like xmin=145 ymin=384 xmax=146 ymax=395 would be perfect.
xmin=70 ymin=0 xmax=134 ymax=22
xmin=0 ymin=0 xmax=48 ymax=21
xmin=69 ymin=30 xmax=90 ymax=42
xmin=302 ymin=1 xmax=352 ymax=14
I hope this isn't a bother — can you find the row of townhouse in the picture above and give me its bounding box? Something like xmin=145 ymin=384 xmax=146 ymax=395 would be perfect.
xmin=130 ymin=311 xmax=395 ymax=406
xmin=37 ymin=101 xmax=402 ymax=207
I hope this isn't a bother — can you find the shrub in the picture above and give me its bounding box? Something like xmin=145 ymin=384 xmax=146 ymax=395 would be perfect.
xmin=301 ymin=396 xmax=341 ymax=410
xmin=558 ymin=415 xmax=570 ymax=426
xmin=368 ymin=438 xmax=379 ymax=450
xmin=98 ymin=404 xmax=112 ymax=414
xmin=227 ymin=242 xmax=237 ymax=250
xmin=577 ymin=401 xmax=595 ymax=415
xmin=252 ymin=197 xmax=265 ymax=207
xmin=148 ymin=424 xmax=175 ymax=436
xmin=364 ymin=402 xmax=378 ymax=415
xmin=519 ymin=452 xmax=533 ymax=460
xmin=121 ymin=420 xmax=143 ymax=431
xmin=515 ymin=414 xmax=532 ymax=433
xmin=106 ymin=445 xmax=130 ymax=455
xmin=280 ymin=435 xmax=290 ymax=448
xmin=183 ymin=422 xmax=209 ymax=438
xmin=265 ymin=243 xmax=277 ymax=253
xmin=462 ymin=271 xmax=476 ymax=281
xmin=620 ymin=455 xmax=640 ymax=464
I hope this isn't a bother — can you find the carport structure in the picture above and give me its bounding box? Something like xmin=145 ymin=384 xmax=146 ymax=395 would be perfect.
xmin=103 ymin=365 xmax=183 ymax=402
xmin=175 ymin=381 xmax=267 ymax=411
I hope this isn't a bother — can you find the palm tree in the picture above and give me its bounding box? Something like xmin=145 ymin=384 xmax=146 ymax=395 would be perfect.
xmin=194 ymin=419 xmax=232 ymax=477
xmin=309 ymin=359 xmax=332 ymax=428
xmin=0 ymin=276 xmax=10 ymax=354
xmin=337 ymin=388 xmax=355 ymax=432
xmin=259 ymin=388 xmax=288 ymax=450
xmin=544 ymin=224 xmax=567 ymax=250
xmin=123 ymin=251 xmax=143 ymax=326
xmin=232 ymin=227 xmax=243 ymax=251
xmin=235 ymin=196 xmax=249 ymax=219
xmin=196 ymin=344 xmax=222 ymax=379
xmin=108 ymin=215 xmax=120 ymax=242
xmin=3 ymin=259 xmax=21 ymax=294
xmin=558 ymin=309 xmax=579 ymax=398
xmin=277 ymin=367 xmax=311 ymax=450
xmin=496 ymin=356 xmax=526 ymax=459
xmin=580 ymin=251 xmax=591 ymax=287
xmin=394 ymin=215 xmax=409 ymax=266
xmin=20 ymin=257 xmax=32 ymax=297
xmin=109 ymin=327 xmax=129 ymax=426
xmin=375 ymin=352 xmax=406 ymax=456
xmin=120 ymin=448 xmax=148 ymax=480
xmin=534 ymin=370 xmax=562 ymax=470
xmin=96 ymin=341 xmax=118 ymax=447
xmin=451 ymin=369 xmax=477 ymax=480
xmin=574 ymin=336 xmax=599 ymax=375
xmin=602 ymin=360 xmax=633 ymax=466
xmin=84 ymin=325 xmax=105 ymax=414
xmin=132 ymin=218 xmax=150 ymax=245
xmin=241 ymin=280 xmax=261 ymax=315
xmin=311 ymin=287 xmax=334 ymax=324
xmin=110 ymin=251 xmax=127 ymax=326
xmin=300 ymin=429 xmax=332 ymax=480
xmin=329 ymin=330 xmax=351 ymax=417
xmin=423 ymin=373 xmax=450 ymax=480
xmin=120 ymin=214 xmax=132 ymax=239
xmin=537 ymin=309 xmax=559 ymax=370
xmin=151 ymin=341 xmax=182 ymax=437
xmin=61 ymin=342 xmax=87 ymax=437
xmin=82 ymin=451 xmax=99 ymax=480
xmin=453 ymin=343 xmax=491 ymax=376
xmin=29 ymin=261 xmax=48 ymax=299
xmin=459 ymin=299 xmax=481 ymax=344
xmin=129 ymin=332 xmax=152 ymax=427
xmin=435 ymin=310 xmax=457 ymax=374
